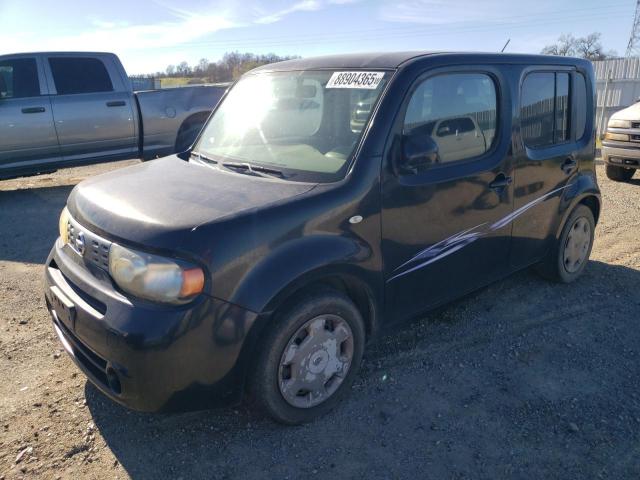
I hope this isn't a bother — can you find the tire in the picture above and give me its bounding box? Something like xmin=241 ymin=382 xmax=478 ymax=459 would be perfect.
xmin=249 ymin=289 xmax=365 ymax=425
xmin=534 ymin=205 xmax=595 ymax=283
xmin=605 ymin=164 xmax=635 ymax=182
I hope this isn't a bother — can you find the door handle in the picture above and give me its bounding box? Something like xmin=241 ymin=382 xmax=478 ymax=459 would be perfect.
xmin=21 ymin=107 xmax=46 ymax=114
xmin=561 ymin=157 xmax=577 ymax=174
xmin=106 ymin=101 xmax=126 ymax=107
xmin=489 ymin=173 xmax=513 ymax=191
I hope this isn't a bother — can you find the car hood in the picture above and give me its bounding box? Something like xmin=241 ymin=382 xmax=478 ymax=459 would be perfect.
xmin=609 ymin=102 xmax=640 ymax=121
xmin=67 ymin=156 xmax=316 ymax=249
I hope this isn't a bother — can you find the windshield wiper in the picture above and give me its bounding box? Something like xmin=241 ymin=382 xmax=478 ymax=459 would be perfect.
xmin=221 ymin=161 xmax=285 ymax=178
xmin=190 ymin=151 xmax=218 ymax=165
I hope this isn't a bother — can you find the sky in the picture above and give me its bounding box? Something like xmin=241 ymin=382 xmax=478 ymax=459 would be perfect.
xmin=0 ymin=0 xmax=637 ymax=74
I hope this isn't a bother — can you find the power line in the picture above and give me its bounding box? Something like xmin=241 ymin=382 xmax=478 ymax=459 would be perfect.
xmin=134 ymin=9 xmax=632 ymax=51
xmin=171 ymin=3 xmax=634 ymax=49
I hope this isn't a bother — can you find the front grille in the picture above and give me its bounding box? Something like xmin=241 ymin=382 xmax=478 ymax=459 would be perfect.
xmin=67 ymin=216 xmax=111 ymax=271
xmin=88 ymin=239 xmax=110 ymax=269
xmin=632 ymin=122 xmax=640 ymax=129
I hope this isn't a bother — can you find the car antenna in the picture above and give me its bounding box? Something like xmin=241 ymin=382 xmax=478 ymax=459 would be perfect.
xmin=500 ymin=38 xmax=511 ymax=53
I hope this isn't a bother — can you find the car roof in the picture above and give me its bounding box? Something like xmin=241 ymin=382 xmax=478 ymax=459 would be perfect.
xmin=250 ymin=51 xmax=591 ymax=72
xmin=0 ymin=51 xmax=115 ymax=59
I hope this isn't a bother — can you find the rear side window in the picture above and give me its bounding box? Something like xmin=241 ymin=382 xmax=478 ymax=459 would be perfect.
xmin=49 ymin=57 xmax=113 ymax=95
xmin=556 ymin=73 xmax=570 ymax=142
xmin=0 ymin=58 xmax=40 ymax=99
xmin=403 ymin=73 xmax=498 ymax=163
xmin=574 ymin=73 xmax=587 ymax=140
xmin=521 ymin=71 xmax=571 ymax=148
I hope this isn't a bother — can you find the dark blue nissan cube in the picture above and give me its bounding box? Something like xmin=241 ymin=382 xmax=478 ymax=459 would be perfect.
xmin=44 ymin=52 xmax=600 ymax=424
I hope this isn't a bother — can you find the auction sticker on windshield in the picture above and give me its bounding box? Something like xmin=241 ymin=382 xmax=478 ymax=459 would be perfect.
xmin=326 ymin=71 xmax=385 ymax=89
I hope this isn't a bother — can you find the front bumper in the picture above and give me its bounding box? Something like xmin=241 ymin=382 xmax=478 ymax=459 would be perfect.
xmin=44 ymin=239 xmax=259 ymax=412
xmin=601 ymin=142 xmax=640 ymax=169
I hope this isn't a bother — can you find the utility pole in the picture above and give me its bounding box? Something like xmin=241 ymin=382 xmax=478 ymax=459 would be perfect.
xmin=626 ymin=0 xmax=640 ymax=57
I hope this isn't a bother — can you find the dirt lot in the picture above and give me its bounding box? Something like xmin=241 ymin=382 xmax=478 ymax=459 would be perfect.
xmin=1 ymin=161 xmax=639 ymax=479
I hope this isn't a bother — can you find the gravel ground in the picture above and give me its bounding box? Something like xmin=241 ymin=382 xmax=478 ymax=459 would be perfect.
xmin=0 ymin=161 xmax=639 ymax=479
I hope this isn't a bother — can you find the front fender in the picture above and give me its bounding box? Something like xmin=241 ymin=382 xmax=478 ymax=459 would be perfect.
xmin=228 ymin=234 xmax=378 ymax=315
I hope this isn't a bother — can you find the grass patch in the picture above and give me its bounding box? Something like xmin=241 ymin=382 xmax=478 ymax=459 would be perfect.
xmin=159 ymin=77 xmax=208 ymax=88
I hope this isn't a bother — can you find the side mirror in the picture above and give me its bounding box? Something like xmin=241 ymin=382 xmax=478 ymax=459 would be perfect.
xmin=398 ymin=134 xmax=439 ymax=174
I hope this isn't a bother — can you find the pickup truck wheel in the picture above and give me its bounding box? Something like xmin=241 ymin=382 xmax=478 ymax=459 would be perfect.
xmin=249 ymin=289 xmax=365 ymax=424
xmin=534 ymin=205 xmax=595 ymax=283
xmin=605 ymin=164 xmax=635 ymax=182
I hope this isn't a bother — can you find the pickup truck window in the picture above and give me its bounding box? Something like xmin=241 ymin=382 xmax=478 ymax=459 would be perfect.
xmin=521 ymin=72 xmax=571 ymax=148
xmin=0 ymin=58 xmax=40 ymax=99
xmin=194 ymin=70 xmax=389 ymax=182
xmin=49 ymin=57 xmax=113 ymax=95
xmin=404 ymin=73 xmax=497 ymax=164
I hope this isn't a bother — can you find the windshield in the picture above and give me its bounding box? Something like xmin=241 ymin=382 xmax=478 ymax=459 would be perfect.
xmin=194 ymin=70 xmax=390 ymax=182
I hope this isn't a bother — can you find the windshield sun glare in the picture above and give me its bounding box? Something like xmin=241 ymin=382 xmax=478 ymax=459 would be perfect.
xmin=195 ymin=70 xmax=389 ymax=182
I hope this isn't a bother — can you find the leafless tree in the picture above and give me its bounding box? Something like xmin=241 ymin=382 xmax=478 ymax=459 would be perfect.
xmin=160 ymin=52 xmax=300 ymax=82
xmin=541 ymin=32 xmax=617 ymax=60
xmin=575 ymin=33 xmax=616 ymax=61
xmin=542 ymin=34 xmax=577 ymax=56
xmin=195 ymin=58 xmax=209 ymax=74
xmin=176 ymin=61 xmax=192 ymax=76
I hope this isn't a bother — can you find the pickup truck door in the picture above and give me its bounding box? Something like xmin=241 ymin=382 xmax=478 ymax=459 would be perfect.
xmin=45 ymin=55 xmax=137 ymax=162
xmin=0 ymin=56 xmax=61 ymax=171
xmin=381 ymin=69 xmax=514 ymax=322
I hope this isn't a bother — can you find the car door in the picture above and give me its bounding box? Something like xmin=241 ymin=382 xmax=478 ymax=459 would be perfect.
xmin=45 ymin=55 xmax=137 ymax=162
xmin=509 ymin=68 xmax=579 ymax=268
xmin=0 ymin=56 xmax=61 ymax=171
xmin=381 ymin=68 xmax=514 ymax=322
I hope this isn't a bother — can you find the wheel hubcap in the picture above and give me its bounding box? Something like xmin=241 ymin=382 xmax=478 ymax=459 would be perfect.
xmin=278 ymin=315 xmax=354 ymax=408
xmin=562 ymin=216 xmax=591 ymax=273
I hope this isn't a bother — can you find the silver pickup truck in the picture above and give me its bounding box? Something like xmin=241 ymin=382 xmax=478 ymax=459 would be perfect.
xmin=0 ymin=52 xmax=226 ymax=179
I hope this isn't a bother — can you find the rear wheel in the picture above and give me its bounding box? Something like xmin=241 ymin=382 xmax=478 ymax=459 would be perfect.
xmin=534 ymin=205 xmax=595 ymax=283
xmin=249 ymin=289 xmax=365 ymax=424
xmin=605 ymin=164 xmax=635 ymax=182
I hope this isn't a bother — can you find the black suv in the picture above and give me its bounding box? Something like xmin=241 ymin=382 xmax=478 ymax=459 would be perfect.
xmin=45 ymin=52 xmax=600 ymax=424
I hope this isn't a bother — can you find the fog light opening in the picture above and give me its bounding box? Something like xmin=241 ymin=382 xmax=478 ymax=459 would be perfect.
xmin=105 ymin=365 xmax=122 ymax=395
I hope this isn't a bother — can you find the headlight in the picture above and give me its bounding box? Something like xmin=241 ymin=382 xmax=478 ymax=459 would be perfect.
xmin=604 ymin=132 xmax=630 ymax=142
xmin=608 ymin=119 xmax=631 ymax=129
xmin=59 ymin=207 xmax=70 ymax=245
xmin=109 ymin=244 xmax=204 ymax=304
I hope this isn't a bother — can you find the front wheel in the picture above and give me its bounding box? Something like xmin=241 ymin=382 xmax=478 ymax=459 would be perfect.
xmin=605 ymin=164 xmax=635 ymax=182
xmin=249 ymin=289 xmax=365 ymax=424
xmin=534 ymin=205 xmax=595 ymax=283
